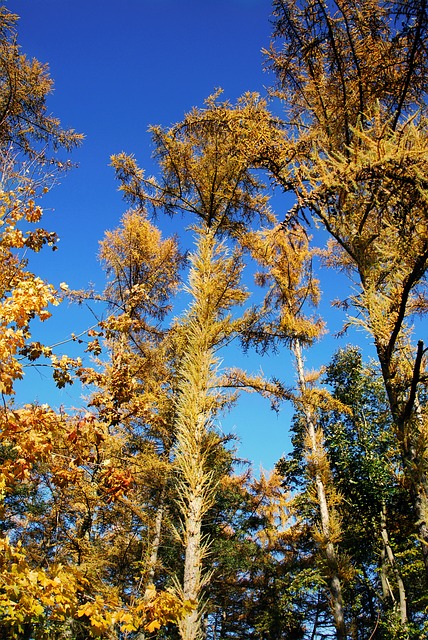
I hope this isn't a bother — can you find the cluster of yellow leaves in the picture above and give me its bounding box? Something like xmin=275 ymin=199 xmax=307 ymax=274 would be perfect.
xmin=100 ymin=208 xmax=183 ymax=322
xmin=0 ymin=186 xmax=86 ymax=395
xmin=0 ymin=537 xmax=192 ymax=639
xmin=0 ymin=406 xmax=59 ymax=486
xmin=251 ymin=471 xmax=295 ymax=550
xmin=0 ymin=401 xmax=188 ymax=638
xmin=0 ymin=276 xmax=58 ymax=394
xmin=142 ymin=584 xmax=195 ymax=634
xmin=0 ymin=189 xmax=62 ymax=395
xmin=0 ymin=405 xmax=134 ymax=503
xmin=0 ymin=537 xmax=82 ymax=638
xmin=0 ymin=190 xmax=43 ymax=225
xmin=76 ymin=585 xmax=194 ymax=637
xmin=244 ymin=223 xmax=325 ymax=346
xmin=50 ymin=353 xmax=83 ymax=388
xmin=0 ymin=189 xmax=85 ymax=395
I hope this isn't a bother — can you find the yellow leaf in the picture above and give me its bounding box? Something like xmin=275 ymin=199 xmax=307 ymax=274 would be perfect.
xmin=145 ymin=619 xmax=161 ymax=633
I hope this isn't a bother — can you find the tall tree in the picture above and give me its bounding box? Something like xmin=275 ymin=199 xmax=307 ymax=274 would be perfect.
xmin=267 ymin=0 xmax=428 ymax=579
xmin=244 ymin=223 xmax=348 ymax=639
xmin=111 ymin=94 xmax=284 ymax=640
xmin=171 ymin=230 xmax=247 ymax=640
xmin=97 ymin=207 xmax=184 ymax=590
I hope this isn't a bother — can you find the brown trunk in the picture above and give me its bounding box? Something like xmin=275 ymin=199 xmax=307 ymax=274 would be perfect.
xmin=147 ymin=490 xmax=166 ymax=585
xmin=376 ymin=339 xmax=428 ymax=581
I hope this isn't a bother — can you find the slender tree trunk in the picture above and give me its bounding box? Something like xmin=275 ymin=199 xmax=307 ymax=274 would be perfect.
xmin=379 ymin=503 xmax=407 ymax=624
xmin=413 ymin=395 xmax=428 ymax=574
xmin=122 ymin=488 xmax=168 ymax=640
xmin=179 ymin=488 xmax=205 ymax=640
xmin=376 ymin=339 xmax=428 ymax=580
xmin=414 ymin=484 xmax=428 ymax=577
xmin=147 ymin=488 xmax=166 ymax=585
xmin=380 ymin=545 xmax=391 ymax=602
xmin=293 ymin=339 xmax=347 ymax=640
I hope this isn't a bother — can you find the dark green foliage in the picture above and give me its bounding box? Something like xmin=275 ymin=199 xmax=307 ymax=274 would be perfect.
xmin=276 ymin=347 xmax=428 ymax=638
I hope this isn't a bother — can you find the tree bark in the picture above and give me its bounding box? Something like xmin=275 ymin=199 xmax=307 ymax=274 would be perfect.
xmin=293 ymin=339 xmax=347 ymax=640
xmin=379 ymin=503 xmax=407 ymax=624
xmin=376 ymin=339 xmax=428 ymax=580
xmin=147 ymin=489 xmax=166 ymax=585
xmin=174 ymin=232 xmax=232 ymax=640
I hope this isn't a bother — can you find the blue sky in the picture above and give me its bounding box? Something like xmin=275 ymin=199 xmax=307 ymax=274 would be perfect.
xmin=12 ymin=0 xmax=273 ymax=286
xmin=10 ymin=0 xmax=369 ymax=470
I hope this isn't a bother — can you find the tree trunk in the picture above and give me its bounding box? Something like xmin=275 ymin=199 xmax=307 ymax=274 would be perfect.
xmin=379 ymin=503 xmax=407 ymax=624
xmin=147 ymin=487 xmax=166 ymax=585
xmin=174 ymin=232 xmax=231 ymax=640
xmin=175 ymin=394 xmax=211 ymax=640
xmin=178 ymin=490 xmax=205 ymax=640
xmin=293 ymin=339 xmax=347 ymax=640
xmin=376 ymin=339 xmax=428 ymax=580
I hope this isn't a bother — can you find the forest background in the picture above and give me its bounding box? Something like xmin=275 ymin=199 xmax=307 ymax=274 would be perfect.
xmin=1 ymin=1 xmax=427 ymax=640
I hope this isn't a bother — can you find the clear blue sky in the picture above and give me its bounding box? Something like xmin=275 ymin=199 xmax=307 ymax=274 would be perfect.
xmin=10 ymin=0 xmax=369 ymax=470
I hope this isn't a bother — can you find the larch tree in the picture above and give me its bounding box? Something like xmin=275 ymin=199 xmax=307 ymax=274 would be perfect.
xmin=96 ymin=207 xmax=184 ymax=590
xmin=266 ymin=0 xmax=428 ymax=582
xmin=111 ymin=94 xmax=281 ymax=640
xmin=171 ymin=230 xmax=248 ymax=640
xmin=243 ymin=223 xmax=348 ymax=639
xmin=0 ymin=8 xmax=190 ymax=637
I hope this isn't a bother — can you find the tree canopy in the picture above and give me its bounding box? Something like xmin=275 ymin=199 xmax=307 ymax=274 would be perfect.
xmin=0 ymin=2 xmax=427 ymax=639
